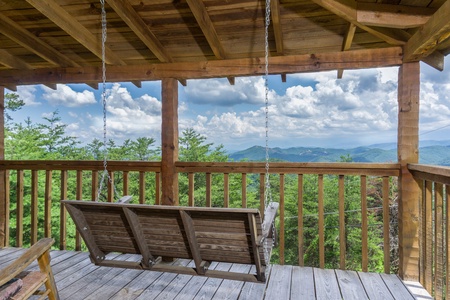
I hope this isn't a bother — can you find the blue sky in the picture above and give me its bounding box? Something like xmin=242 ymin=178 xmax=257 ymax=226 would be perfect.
xmin=6 ymin=57 xmax=450 ymax=152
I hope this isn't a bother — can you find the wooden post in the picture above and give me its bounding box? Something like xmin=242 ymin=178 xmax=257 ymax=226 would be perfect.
xmin=0 ymin=86 xmax=6 ymax=247
xmin=397 ymin=62 xmax=420 ymax=281
xmin=161 ymin=78 xmax=179 ymax=206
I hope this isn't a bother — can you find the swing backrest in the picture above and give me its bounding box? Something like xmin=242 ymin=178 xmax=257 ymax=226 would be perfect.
xmin=62 ymin=201 xmax=268 ymax=266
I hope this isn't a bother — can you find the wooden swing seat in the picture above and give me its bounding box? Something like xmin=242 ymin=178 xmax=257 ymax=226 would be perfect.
xmin=62 ymin=200 xmax=278 ymax=283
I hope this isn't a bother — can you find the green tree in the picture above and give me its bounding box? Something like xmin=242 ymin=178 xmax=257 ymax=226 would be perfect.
xmin=4 ymin=92 xmax=25 ymax=124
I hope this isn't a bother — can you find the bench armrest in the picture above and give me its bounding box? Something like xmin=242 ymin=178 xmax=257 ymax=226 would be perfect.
xmin=0 ymin=238 xmax=54 ymax=286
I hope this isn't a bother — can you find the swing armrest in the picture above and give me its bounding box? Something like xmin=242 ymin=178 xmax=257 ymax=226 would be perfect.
xmin=261 ymin=202 xmax=279 ymax=239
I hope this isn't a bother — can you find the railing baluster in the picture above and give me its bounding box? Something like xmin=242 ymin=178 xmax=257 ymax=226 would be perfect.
xmin=76 ymin=170 xmax=82 ymax=250
xmin=44 ymin=170 xmax=52 ymax=238
xmin=435 ymin=183 xmax=444 ymax=300
xmin=382 ymin=176 xmax=390 ymax=273
xmin=16 ymin=170 xmax=24 ymax=247
xmin=91 ymin=171 xmax=98 ymax=201
xmin=424 ymin=180 xmax=433 ymax=292
xmin=60 ymin=170 xmax=68 ymax=250
xmin=206 ymin=173 xmax=211 ymax=207
xmin=188 ymin=173 xmax=194 ymax=207
xmin=123 ymin=171 xmax=129 ymax=196
xmin=361 ymin=175 xmax=368 ymax=272
xmin=339 ymin=175 xmax=345 ymax=270
xmin=31 ymin=170 xmax=38 ymax=245
xmin=4 ymin=170 xmax=10 ymax=247
xmin=139 ymin=171 xmax=145 ymax=204
xmin=298 ymin=174 xmax=304 ymax=267
xmin=224 ymin=173 xmax=229 ymax=208
xmin=446 ymin=184 xmax=450 ymax=299
xmin=318 ymin=174 xmax=324 ymax=268
xmin=155 ymin=172 xmax=161 ymax=205
xmin=280 ymin=173 xmax=285 ymax=265
xmin=241 ymin=173 xmax=247 ymax=208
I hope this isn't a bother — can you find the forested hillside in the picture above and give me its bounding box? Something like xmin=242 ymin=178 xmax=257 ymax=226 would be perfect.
xmin=5 ymin=92 xmax=400 ymax=273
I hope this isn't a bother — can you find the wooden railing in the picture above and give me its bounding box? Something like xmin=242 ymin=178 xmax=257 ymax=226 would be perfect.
xmin=409 ymin=163 xmax=450 ymax=300
xmin=1 ymin=160 xmax=400 ymax=273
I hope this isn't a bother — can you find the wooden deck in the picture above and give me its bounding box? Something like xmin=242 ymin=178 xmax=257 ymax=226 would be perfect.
xmin=0 ymin=247 xmax=432 ymax=300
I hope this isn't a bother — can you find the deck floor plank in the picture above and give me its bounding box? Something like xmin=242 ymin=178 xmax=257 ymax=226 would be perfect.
xmin=335 ymin=269 xmax=368 ymax=300
xmin=192 ymin=262 xmax=232 ymax=300
xmin=264 ymin=264 xmax=292 ymax=300
xmin=0 ymin=248 xmax=434 ymax=299
xmin=380 ymin=273 xmax=415 ymax=300
xmin=358 ymin=272 xmax=394 ymax=300
xmin=212 ymin=263 xmax=252 ymax=300
xmin=314 ymin=268 xmax=341 ymax=300
xmin=291 ymin=266 xmax=315 ymax=299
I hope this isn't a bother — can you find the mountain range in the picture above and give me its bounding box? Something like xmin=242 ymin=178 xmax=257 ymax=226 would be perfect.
xmin=229 ymin=140 xmax=450 ymax=166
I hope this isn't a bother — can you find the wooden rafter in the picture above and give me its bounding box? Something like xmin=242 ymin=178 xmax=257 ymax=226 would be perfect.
xmin=356 ymin=3 xmax=434 ymax=29
xmin=403 ymin=0 xmax=450 ymax=63
xmin=26 ymin=0 xmax=125 ymax=66
xmin=309 ymin=0 xmax=408 ymax=46
xmin=0 ymin=49 xmax=32 ymax=70
xmin=337 ymin=23 xmax=356 ymax=79
xmin=186 ymin=0 xmax=235 ymax=85
xmin=271 ymin=0 xmax=284 ymax=55
xmin=0 ymin=47 xmax=403 ymax=86
xmin=0 ymin=12 xmax=79 ymax=68
xmin=106 ymin=0 xmax=173 ymax=63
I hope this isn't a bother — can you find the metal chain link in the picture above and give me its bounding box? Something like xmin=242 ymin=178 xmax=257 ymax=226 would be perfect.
xmin=263 ymin=0 xmax=274 ymax=268
xmin=97 ymin=0 xmax=117 ymax=201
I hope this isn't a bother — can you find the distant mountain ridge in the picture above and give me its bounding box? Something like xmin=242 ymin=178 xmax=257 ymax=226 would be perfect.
xmin=229 ymin=141 xmax=450 ymax=166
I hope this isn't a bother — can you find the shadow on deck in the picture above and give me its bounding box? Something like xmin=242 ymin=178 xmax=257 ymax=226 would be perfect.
xmin=0 ymin=247 xmax=432 ymax=300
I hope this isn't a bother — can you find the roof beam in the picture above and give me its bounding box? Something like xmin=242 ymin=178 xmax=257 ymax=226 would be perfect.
xmin=310 ymin=0 xmax=408 ymax=45
xmin=337 ymin=23 xmax=356 ymax=79
xmin=0 ymin=47 xmax=403 ymax=86
xmin=403 ymin=0 xmax=450 ymax=63
xmin=106 ymin=0 xmax=173 ymax=63
xmin=26 ymin=0 xmax=125 ymax=66
xmin=0 ymin=12 xmax=79 ymax=67
xmin=0 ymin=49 xmax=32 ymax=70
xmin=356 ymin=3 xmax=434 ymax=29
xmin=271 ymin=0 xmax=284 ymax=55
xmin=186 ymin=0 xmax=235 ymax=85
xmin=186 ymin=0 xmax=226 ymax=59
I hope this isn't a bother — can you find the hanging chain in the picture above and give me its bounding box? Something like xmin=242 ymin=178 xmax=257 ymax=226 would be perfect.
xmin=97 ymin=0 xmax=116 ymax=201
xmin=263 ymin=0 xmax=274 ymax=267
xmin=264 ymin=0 xmax=271 ymax=210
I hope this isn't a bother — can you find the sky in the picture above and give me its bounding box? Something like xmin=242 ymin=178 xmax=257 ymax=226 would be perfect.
xmin=5 ymin=56 xmax=450 ymax=152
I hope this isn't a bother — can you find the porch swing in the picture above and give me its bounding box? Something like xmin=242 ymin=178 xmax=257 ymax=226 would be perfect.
xmin=62 ymin=0 xmax=279 ymax=283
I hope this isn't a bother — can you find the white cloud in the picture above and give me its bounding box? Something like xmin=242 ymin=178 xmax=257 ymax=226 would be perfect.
xmin=16 ymin=85 xmax=40 ymax=106
xmin=42 ymin=84 xmax=96 ymax=107
xmin=185 ymin=77 xmax=265 ymax=106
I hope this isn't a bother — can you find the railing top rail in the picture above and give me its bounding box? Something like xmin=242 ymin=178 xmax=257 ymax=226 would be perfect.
xmin=0 ymin=160 xmax=162 ymax=172
xmin=408 ymin=163 xmax=450 ymax=185
xmin=176 ymin=162 xmax=401 ymax=176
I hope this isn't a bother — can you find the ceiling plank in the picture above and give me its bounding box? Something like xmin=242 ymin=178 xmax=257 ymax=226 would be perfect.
xmin=0 ymin=12 xmax=80 ymax=68
xmin=106 ymin=0 xmax=173 ymax=63
xmin=403 ymin=0 xmax=450 ymax=62
xmin=271 ymin=0 xmax=284 ymax=55
xmin=337 ymin=23 xmax=356 ymax=79
xmin=356 ymin=3 xmax=433 ymax=29
xmin=26 ymin=0 xmax=125 ymax=66
xmin=0 ymin=49 xmax=32 ymax=70
xmin=0 ymin=47 xmax=403 ymax=86
xmin=310 ymin=0 xmax=408 ymax=45
xmin=186 ymin=0 xmax=227 ymax=59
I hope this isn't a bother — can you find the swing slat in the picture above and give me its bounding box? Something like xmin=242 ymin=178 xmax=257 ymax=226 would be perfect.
xmin=62 ymin=200 xmax=277 ymax=283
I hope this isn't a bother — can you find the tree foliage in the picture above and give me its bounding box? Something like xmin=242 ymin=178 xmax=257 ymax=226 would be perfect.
xmin=4 ymin=96 xmax=397 ymax=273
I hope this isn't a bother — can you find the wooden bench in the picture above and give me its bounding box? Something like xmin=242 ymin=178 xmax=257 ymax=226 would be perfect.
xmin=62 ymin=200 xmax=278 ymax=282
xmin=0 ymin=238 xmax=59 ymax=300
